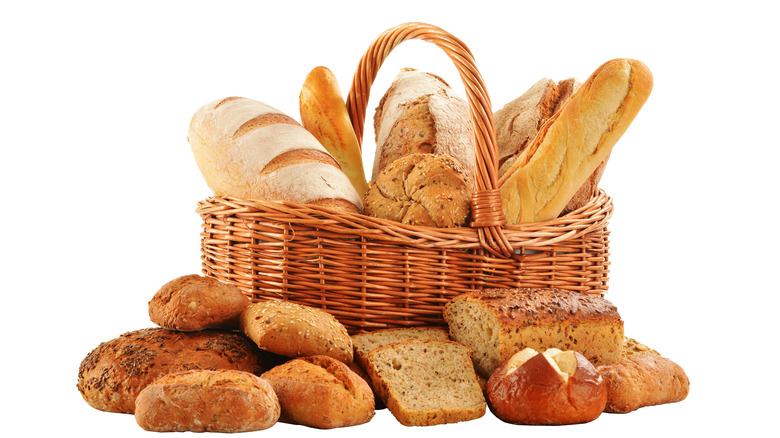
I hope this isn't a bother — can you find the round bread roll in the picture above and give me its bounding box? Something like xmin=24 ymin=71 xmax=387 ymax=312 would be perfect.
xmin=148 ymin=274 xmax=250 ymax=331
xmin=77 ymin=328 xmax=265 ymax=414
xmin=363 ymin=153 xmax=471 ymax=228
xmin=135 ymin=369 xmax=280 ymax=433
xmin=261 ymin=355 xmax=375 ymax=429
xmin=487 ymin=348 xmax=607 ymax=425
xmin=188 ymin=96 xmax=362 ymax=214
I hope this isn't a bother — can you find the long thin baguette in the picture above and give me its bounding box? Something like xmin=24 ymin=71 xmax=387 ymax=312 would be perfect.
xmin=498 ymin=59 xmax=653 ymax=224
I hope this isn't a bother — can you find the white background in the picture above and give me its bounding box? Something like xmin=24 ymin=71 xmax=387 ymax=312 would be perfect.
xmin=2 ymin=1 xmax=777 ymax=436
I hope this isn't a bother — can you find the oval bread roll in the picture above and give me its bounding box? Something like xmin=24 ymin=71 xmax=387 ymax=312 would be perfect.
xmin=188 ymin=96 xmax=362 ymax=213
xmin=134 ymin=369 xmax=280 ymax=433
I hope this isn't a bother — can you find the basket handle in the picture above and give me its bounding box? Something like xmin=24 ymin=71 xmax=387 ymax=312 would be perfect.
xmin=345 ymin=22 xmax=513 ymax=257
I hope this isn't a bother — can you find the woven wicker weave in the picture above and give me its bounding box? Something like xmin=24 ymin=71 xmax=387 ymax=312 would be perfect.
xmin=197 ymin=22 xmax=613 ymax=333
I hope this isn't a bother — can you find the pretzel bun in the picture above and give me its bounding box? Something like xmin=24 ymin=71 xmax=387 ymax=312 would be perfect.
xmin=486 ymin=348 xmax=607 ymax=425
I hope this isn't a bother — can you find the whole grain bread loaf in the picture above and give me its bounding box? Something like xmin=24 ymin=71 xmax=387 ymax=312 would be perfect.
xmin=364 ymin=339 xmax=486 ymax=426
xmin=134 ymin=369 xmax=280 ymax=432
xmin=443 ymin=288 xmax=624 ymax=378
xmin=77 ymin=328 xmax=265 ymax=414
xmin=351 ymin=326 xmax=450 ymax=371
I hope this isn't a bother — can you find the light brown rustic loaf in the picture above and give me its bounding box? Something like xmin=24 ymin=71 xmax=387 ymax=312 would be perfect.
xmin=363 ymin=153 xmax=471 ymax=227
xmin=499 ymin=59 xmax=653 ymax=224
xmin=597 ymin=341 xmax=690 ymax=413
xmin=148 ymin=274 xmax=249 ymax=331
xmin=188 ymin=96 xmax=362 ymax=213
xmin=372 ymin=68 xmax=475 ymax=184
xmin=261 ymin=355 xmax=375 ymax=429
xmin=443 ymin=288 xmax=624 ymax=378
xmin=364 ymin=339 xmax=486 ymax=426
xmin=77 ymin=328 xmax=265 ymax=414
xmin=239 ymin=300 xmax=353 ymax=363
xmin=134 ymin=369 xmax=280 ymax=432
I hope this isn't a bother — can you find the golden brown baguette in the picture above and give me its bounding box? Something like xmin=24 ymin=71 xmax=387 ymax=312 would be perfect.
xmin=134 ymin=370 xmax=280 ymax=432
xmin=261 ymin=355 xmax=375 ymax=429
xmin=300 ymin=66 xmax=369 ymax=198
xmin=498 ymin=59 xmax=653 ymax=224
xmin=372 ymin=68 xmax=475 ymax=184
xmin=188 ymin=96 xmax=362 ymax=214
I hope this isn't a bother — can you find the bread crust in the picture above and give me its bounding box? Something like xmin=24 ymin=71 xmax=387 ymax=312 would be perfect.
xmin=148 ymin=274 xmax=249 ymax=331
xmin=239 ymin=300 xmax=353 ymax=363
xmin=77 ymin=328 xmax=265 ymax=413
xmin=134 ymin=369 xmax=280 ymax=432
xmin=597 ymin=351 xmax=690 ymax=413
xmin=261 ymin=355 xmax=375 ymax=429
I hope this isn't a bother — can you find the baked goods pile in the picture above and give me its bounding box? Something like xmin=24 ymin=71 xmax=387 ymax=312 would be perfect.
xmin=78 ymin=49 xmax=690 ymax=430
xmin=78 ymin=276 xmax=689 ymax=430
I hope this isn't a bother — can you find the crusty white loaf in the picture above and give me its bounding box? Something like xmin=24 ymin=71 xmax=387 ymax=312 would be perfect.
xmin=443 ymin=288 xmax=624 ymax=378
xmin=372 ymin=69 xmax=475 ymax=184
xmin=189 ymin=96 xmax=362 ymax=213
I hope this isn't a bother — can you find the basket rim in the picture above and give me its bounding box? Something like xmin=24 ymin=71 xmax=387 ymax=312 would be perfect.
xmin=196 ymin=189 xmax=612 ymax=250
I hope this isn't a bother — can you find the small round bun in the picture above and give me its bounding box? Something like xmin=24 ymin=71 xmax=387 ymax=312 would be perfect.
xmin=487 ymin=348 xmax=607 ymax=425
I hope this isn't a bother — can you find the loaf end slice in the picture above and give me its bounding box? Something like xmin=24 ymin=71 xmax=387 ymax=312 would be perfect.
xmin=365 ymin=339 xmax=486 ymax=426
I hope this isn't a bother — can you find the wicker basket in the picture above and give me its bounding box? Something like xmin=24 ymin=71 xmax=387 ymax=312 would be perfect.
xmin=196 ymin=22 xmax=613 ymax=333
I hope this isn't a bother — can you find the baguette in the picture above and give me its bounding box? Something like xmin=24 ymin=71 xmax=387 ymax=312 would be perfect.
xmin=300 ymin=66 xmax=369 ymax=198
xmin=188 ymin=96 xmax=362 ymax=213
xmin=498 ymin=59 xmax=653 ymax=224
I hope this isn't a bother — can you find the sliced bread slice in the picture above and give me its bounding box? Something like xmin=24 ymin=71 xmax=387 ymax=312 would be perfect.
xmin=364 ymin=339 xmax=486 ymax=426
xmin=351 ymin=326 xmax=450 ymax=370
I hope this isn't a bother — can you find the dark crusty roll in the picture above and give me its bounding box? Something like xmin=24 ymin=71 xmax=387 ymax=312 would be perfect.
xmin=77 ymin=328 xmax=265 ymax=413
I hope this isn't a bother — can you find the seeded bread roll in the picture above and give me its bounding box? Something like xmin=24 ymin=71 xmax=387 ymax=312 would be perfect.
xmin=239 ymin=300 xmax=353 ymax=363
xmin=372 ymin=68 xmax=475 ymax=184
xmin=261 ymin=355 xmax=375 ymax=429
xmin=148 ymin=274 xmax=250 ymax=331
xmin=443 ymin=288 xmax=624 ymax=378
xmin=188 ymin=96 xmax=362 ymax=214
xmin=134 ymin=370 xmax=280 ymax=432
xmin=77 ymin=328 xmax=265 ymax=414
xmin=364 ymin=339 xmax=486 ymax=426
xmin=363 ymin=153 xmax=471 ymax=227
